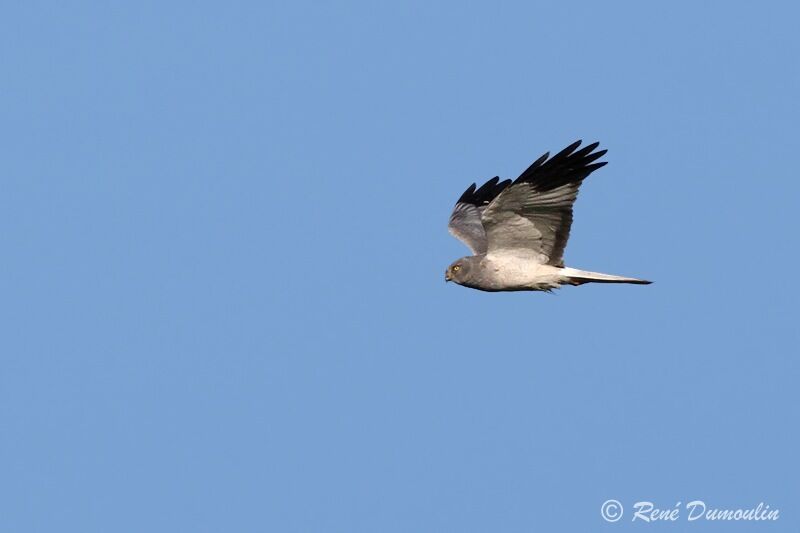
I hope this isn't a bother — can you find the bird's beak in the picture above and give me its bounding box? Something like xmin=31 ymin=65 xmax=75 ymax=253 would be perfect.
xmin=445 ymin=270 xmax=451 ymax=282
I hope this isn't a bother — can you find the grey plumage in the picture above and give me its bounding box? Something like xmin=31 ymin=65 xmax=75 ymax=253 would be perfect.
xmin=446 ymin=140 xmax=651 ymax=292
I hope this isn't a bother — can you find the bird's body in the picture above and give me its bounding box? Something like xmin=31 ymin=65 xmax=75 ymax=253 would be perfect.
xmin=451 ymin=255 xmax=562 ymax=292
xmin=445 ymin=140 xmax=651 ymax=292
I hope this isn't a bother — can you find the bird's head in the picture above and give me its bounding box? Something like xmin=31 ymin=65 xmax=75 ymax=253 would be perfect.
xmin=445 ymin=257 xmax=475 ymax=285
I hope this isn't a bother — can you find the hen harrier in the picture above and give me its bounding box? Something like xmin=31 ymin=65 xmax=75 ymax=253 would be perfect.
xmin=446 ymin=140 xmax=651 ymax=292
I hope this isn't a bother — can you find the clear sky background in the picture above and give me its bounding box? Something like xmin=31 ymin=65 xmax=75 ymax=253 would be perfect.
xmin=2 ymin=2 xmax=798 ymax=532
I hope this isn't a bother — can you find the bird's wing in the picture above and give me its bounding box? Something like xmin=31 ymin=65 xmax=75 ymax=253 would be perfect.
xmin=448 ymin=176 xmax=511 ymax=254
xmin=481 ymin=140 xmax=607 ymax=265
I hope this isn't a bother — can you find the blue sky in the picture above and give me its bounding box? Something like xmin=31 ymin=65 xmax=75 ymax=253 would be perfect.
xmin=1 ymin=2 xmax=798 ymax=532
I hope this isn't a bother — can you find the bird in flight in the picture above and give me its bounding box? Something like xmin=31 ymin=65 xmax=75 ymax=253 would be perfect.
xmin=446 ymin=140 xmax=651 ymax=292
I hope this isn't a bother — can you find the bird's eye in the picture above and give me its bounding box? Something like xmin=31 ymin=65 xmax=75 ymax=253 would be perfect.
xmin=453 ymin=265 xmax=461 ymax=272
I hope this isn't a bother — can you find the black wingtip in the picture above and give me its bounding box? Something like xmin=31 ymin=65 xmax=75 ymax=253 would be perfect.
xmin=514 ymin=139 xmax=608 ymax=190
xmin=554 ymin=140 xmax=583 ymax=159
xmin=573 ymin=142 xmax=600 ymax=159
xmin=457 ymin=183 xmax=477 ymax=203
xmin=456 ymin=176 xmax=512 ymax=207
xmin=585 ymin=161 xmax=608 ymax=171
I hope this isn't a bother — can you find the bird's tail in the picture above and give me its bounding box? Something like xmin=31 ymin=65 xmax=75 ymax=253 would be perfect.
xmin=561 ymin=267 xmax=652 ymax=286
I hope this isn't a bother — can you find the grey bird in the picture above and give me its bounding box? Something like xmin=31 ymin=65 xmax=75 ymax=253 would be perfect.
xmin=445 ymin=140 xmax=651 ymax=292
